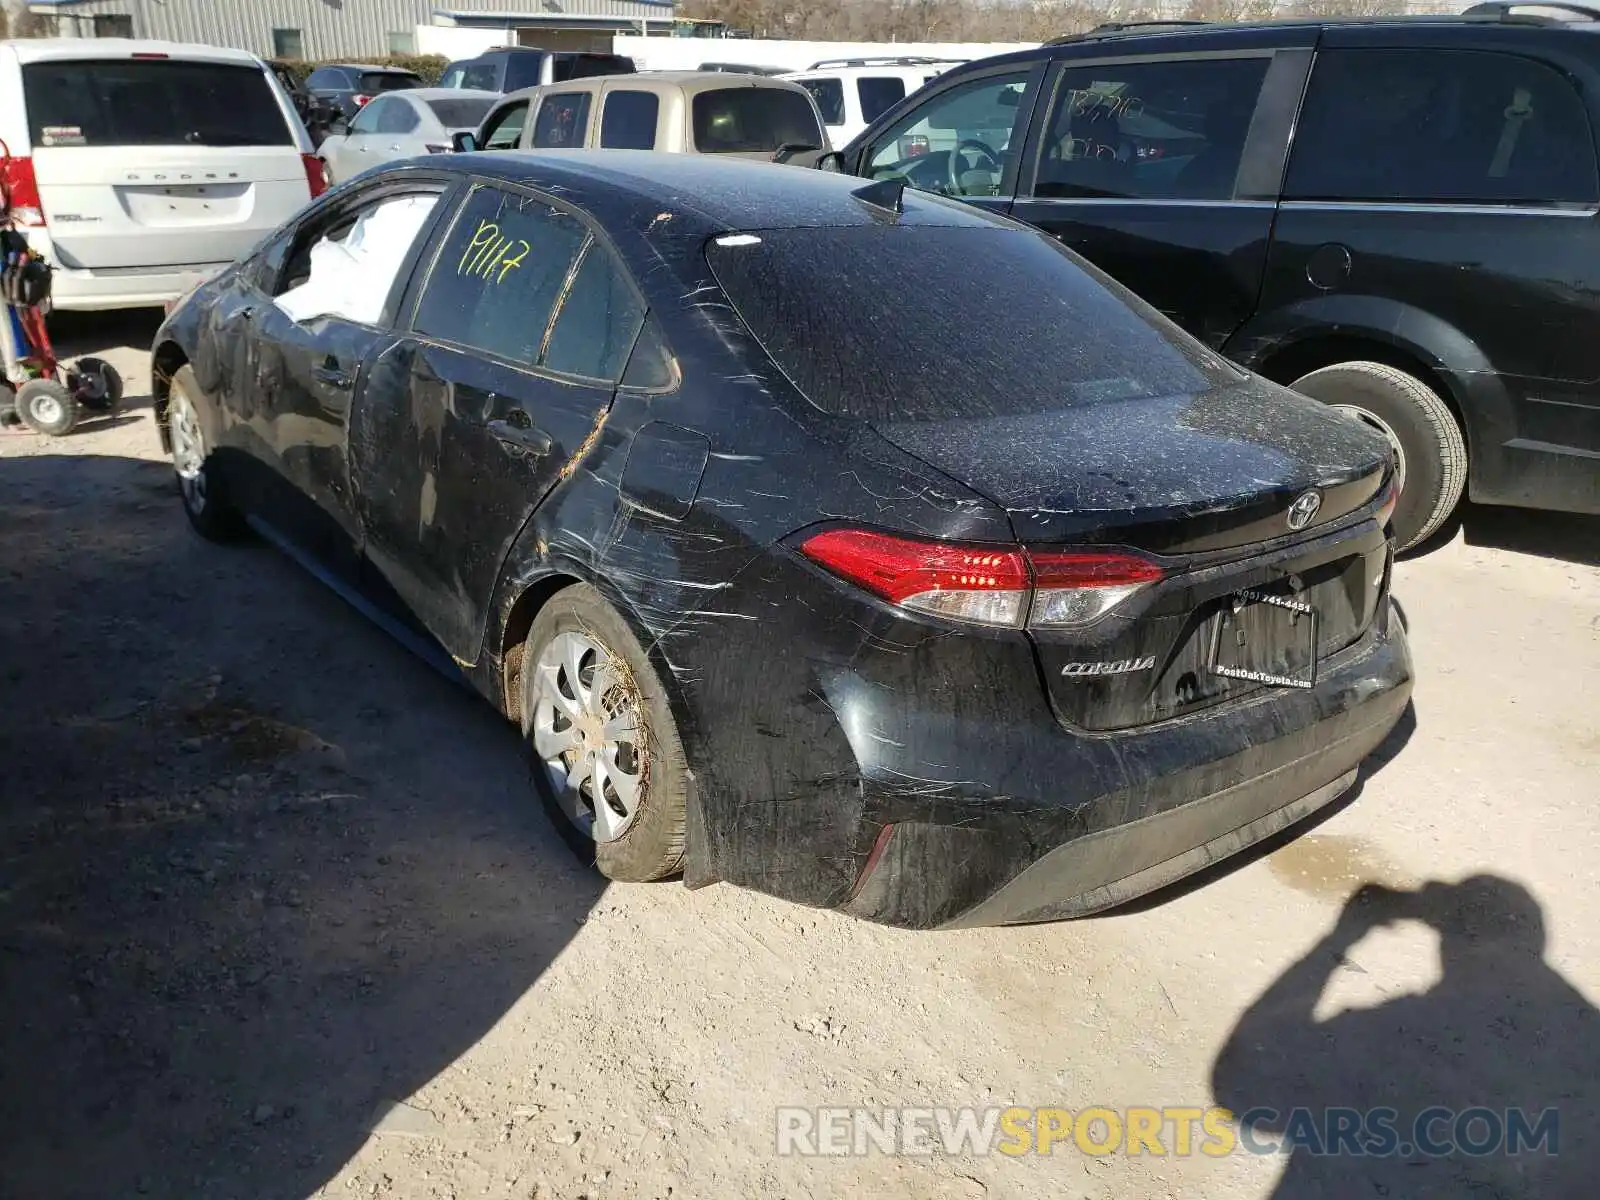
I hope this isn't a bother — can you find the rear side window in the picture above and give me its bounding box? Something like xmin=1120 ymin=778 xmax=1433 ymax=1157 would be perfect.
xmin=427 ymin=98 xmax=495 ymax=129
xmin=707 ymin=225 xmax=1234 ymax=422
xmin=692 ymin=88 xmax=822 ymax=153
xmin=360 ymin=72 xmax=420 ymax=94
xmin=504 ymin=54 xmax=546 ymax=91
xmin=1285 ymin=48 xmax=1598 ymax=205
xmin=532 ymin=92 xmax=592 ymax=148
xmin=455 ymin=62 xmax=502 ymax=92
xmin=307 ymin=67 xmax=350 ymax=89
xmin=1033 ymin=58 xmax=1270 ymax=201
xmin=600 ymin=91 xmax=660 ymax=149
xmin=374 ymin=99 xmax=419 ymax=135
xmin=857 ymin=76 xmax=907 ymax=124
xmin=800 ymin=78 xmax=844 ymax=125
xmin=23 ymin=60 xmax=293 ymax=148
xmin=542 ymin=242 xmax=646 ymax=381
xmin=414 ymin=186 xmax=588 ymax=366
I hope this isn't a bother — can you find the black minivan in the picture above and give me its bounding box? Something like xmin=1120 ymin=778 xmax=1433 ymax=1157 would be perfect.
xmin=835 ymin=3 xmax=1600 ymax=548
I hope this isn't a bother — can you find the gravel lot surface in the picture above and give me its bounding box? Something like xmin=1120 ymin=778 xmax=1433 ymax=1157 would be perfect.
xmin=2 ymin=314 xmax=1596 ymax=1200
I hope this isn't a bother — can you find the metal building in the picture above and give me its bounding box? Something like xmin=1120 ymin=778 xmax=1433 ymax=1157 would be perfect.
xmin=23 ymin=0 xmax=679 ymax=60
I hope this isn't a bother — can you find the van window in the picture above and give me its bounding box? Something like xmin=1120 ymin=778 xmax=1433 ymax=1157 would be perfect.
xmin=359 ymin=72 xmax=421 ymax=94
xmin=864 ymin=71 xmax=1031 ymax=198
xmin=692 ymin=88 xmax=822 ymax=153
xmin=1033 ymin=58 xmax=1270 ymax=201
xmin=600 ymin=91 xmax=660 ymax=149
xmin=800 ymin=78 xmax=845 ymax=125
xmin=23 ymin=60 xmax=293 ymax=148
xmin=857 ymin=77 xmax=907 ymax=124
xmin=531 ymin=93 xmax=592 ymax=149
xmin=504 ymin=53 xmax=546 ymax=92
xmin=1285 ymin=48 xmax=1598 ymax=206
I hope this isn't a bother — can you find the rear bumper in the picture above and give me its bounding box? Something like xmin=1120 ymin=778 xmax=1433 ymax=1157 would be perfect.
xmin=46 ymin=263 xmax=231 ymax=312
xmin=839 ymin=607 xmax=1412 ymax=928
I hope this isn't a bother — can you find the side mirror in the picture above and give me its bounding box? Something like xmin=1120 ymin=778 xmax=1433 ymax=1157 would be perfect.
xmin=452 ymin=130 xmax=479 ymax=153
xmin=813 ymin=150 xmax=845 ymax=174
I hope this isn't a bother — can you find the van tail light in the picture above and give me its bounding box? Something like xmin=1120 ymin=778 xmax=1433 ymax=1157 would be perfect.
xmin=301 ymin=154 xmax=329 ymax=198
xmin=798 ymin=528 xmax=1164 ymax=630
xmin=353 ymin=94 xmax=373 ymax=107
xmin=0 ymin=155 xmax=45 ymax=226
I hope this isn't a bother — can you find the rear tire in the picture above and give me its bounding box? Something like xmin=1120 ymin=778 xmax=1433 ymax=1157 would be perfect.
xmin=167 ymin=366 xmax=245 ymax=542
xmin=521 ymin=584 xmax=688 ymax=883
xmin=1289 ymin=361 xmax=1467 ymax=550
xmin=14 ymin=378 xmax=78 ymax=436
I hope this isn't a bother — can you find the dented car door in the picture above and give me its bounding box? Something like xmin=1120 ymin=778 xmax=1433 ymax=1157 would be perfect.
xmin=349 ymin=181 xmax=644 ymax=663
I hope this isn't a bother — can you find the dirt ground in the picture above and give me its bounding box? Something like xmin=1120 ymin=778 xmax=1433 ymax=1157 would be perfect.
xmin=2 ymin=313 xmax=1597 ymax=1200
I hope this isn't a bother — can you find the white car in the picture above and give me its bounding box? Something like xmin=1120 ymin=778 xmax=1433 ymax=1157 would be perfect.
xmin=318 ymin=88 xmax=498 ymax=185
xmin=783 ymin=57 xmax=967 ymax=148
xmin=0 ymin=38 xmax=324 ymax=312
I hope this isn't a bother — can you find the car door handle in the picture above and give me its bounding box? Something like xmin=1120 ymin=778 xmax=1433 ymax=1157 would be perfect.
xmin=488 ymin=418 xmax=552 ymax=457
xmin=313 ymin=363 xmax=353 ymax=389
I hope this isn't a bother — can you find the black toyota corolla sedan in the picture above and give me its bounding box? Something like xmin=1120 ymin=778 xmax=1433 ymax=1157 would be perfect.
xmin=151 ymin=151 xmax=1412 ymax=928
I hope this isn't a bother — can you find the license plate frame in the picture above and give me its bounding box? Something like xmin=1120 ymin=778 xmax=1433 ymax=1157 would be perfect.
xmin=1210 ymin=588 xmax=1320 ymax=690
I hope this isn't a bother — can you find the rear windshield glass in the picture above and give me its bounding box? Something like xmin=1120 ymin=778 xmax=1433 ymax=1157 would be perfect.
xmin=361 ymin=72 xmax=421 ymax=93
xmin=692 ymin=88 xmax=822 ymax=153
xmin=23 ymin=60 xmax=292 ymax=148
xmin=706 ymin=225 xmax=1239 ymax=422
xmin=426 ymin=98 xmax=495 ymax=128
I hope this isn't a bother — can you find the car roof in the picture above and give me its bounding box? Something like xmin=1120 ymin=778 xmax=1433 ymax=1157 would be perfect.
xmin=404 ymin=87 xmax=499 ymax=101
xmin=393 ymin=149 xmax=1010 ymax=237
xmin=496 ymin=71 xmax=809 ymax=104
xmin=5 ymin=37 xmax=266 ymax=66
xmin=1036 ymin=9 xmax=1600 ymax=49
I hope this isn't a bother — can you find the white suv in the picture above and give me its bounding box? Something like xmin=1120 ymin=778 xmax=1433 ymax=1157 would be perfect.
xmin=783 ymin=57 xmax=966 ymax=148
xmin=0 ymin=39 xmax=324 ymax=311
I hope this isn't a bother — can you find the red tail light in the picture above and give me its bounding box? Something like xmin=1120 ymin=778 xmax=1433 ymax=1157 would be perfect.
xmin=301 ymin=154 xmax=329 ymax=198
xmin=798 ymin=528 xmax=1164 ymax=630
xmin=0 ymin=155 xmax=45 ymax=226
xmin=353 ymin=94 xmax=372 ymax=107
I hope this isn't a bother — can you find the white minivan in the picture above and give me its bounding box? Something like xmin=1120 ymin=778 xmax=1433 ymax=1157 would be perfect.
xmin=0 ymin=39 xmax=326 ymax=311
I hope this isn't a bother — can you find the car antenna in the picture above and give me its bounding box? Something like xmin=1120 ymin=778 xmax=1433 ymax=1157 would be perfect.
xmin=850 ymin=177 xmax=905 ymax=217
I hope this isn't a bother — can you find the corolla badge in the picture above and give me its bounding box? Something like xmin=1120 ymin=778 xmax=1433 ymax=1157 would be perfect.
xmin=1286 ymin=489 xmax=1323 ymax=531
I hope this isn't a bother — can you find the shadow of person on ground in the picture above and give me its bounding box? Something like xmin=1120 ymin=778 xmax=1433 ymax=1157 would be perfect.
xmin=0 ymin=452 xmax=604 ymax=1199
xmin=1212 ymin=876 xmax=1599 ymax=1197
xmin=1108 ymin=701 xmax=1417 ymax=917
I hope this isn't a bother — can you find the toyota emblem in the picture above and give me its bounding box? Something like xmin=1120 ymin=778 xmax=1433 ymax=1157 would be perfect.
xmin=1287 ymin=490 xmax=1323 ymax=531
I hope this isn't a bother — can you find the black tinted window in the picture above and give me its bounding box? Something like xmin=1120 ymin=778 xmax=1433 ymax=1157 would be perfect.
xmin=543 ymin=243 xmax=646 ymax=381
xmin=307 ymin=68 xmax=349 ymax=89
xmin=23 ymin=61 xmax=292 ymax=147
xmin=801 ymin=78 xmax=844 ymax=125
xmin=600 ymin=90 xmax=659 ymax=149
xmin=692 ymin=88 xmax=822 ymax=153
xmin=707 ymin=225 xmax=1234 ymax=422
xmin=554 ymin=54 xmax=634 ymax=82
xmin=857 ymin=76 xmax=907 ymax=124
xmin=480 ymin=101 xmax=528 ymax=150
xmin=360 ymin=72 xmax=420 ymax=94
xmin=505 ymin=53 xmax=546 ymax=91
xmin=532 ymin=92 xmax=591 ymax=148
xmin=427 ymin=98 xmax=495 ymax=129
xmin=414 ymin=187 xmax=588 ymax=366
xmin=1286 ymin=49 xmax=1598 ymax=205
xmin=1034 ymin=58 xmax=1269 ymax=201
xmin=458 ymin=63 xmax=501 ymax=92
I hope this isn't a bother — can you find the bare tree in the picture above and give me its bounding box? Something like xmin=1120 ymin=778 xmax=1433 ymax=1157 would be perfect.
xmin=1287 ymin=0 xmax=1407 ymax=15
xmin=1183 ymin=0 xmax=1276 ymax=21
